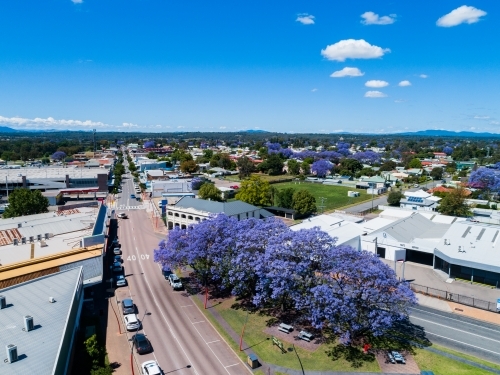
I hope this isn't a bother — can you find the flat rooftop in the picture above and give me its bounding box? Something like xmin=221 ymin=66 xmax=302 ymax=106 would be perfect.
xmin=0 ymin=166 xmax=107 ymax=183
xmin=0 ymin=267 xmax=82 ymax=375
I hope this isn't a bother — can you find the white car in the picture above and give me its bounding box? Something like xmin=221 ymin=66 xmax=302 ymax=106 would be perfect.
xmin=168 ymin=274 xmax=183 ymax=290
xmin=141 ymin=360 xmax=162 ymax=375
xmin=117 ymin=212 xmax=128 ymax=219
xmin=115 ymin=274 xmax=127 ymax=287
xmin=124 ymin=314 xmax=141 ymax=331
xmin=113 ymin=247 xmax=122 ymax=255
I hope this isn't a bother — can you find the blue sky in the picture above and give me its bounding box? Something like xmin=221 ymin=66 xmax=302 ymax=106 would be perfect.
xmin=0 ymin=1 xmax=498 ymax=133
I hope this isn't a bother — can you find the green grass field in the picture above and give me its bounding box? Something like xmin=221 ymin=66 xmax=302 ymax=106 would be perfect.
xmin=273 ymin=181 xmax=373 ymax=212
xmin=193 ymin=297 xmax=500 ymax=375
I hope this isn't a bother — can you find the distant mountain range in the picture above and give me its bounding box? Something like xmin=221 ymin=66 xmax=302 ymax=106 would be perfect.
xmin=0 ymin=126 xmax=18 ymax=132
xmin=398 ymin=130 xmax=500 ymax=138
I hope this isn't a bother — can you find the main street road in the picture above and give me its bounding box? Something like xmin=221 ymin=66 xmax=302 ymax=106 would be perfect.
xmin=410 ymin=305 xmax=500 ymax=364
xmin=112 ymin=171 xmax=250 ymax=375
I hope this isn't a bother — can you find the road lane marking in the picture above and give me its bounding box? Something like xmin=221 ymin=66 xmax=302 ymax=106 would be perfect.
xmin=180 ymin=305 xmax=194 ymax=307
xmin=424 ymin=331 xmax=500 ymax=355
xmin=133 ymin=246 xmax=201 ymax=375
xmin=206 ymin=340 xmax=220 ymax=345
xmin=411 ymin=316 xmax=500 ymax=343
xmin=412 ymin=307 xmax=500 ymax=333
xmin=192 ymin=321 xmax=205 ymax=325
xmin=190 ymin=320 xmax=232 ymax=374
xmin=225 ymin=364 xmax=240 ymax=368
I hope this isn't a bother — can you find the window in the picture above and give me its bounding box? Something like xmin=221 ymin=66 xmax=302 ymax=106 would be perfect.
xmin=188 ymin=215 xmax=193 ymax=220
xmin=195 ymin=217 xmax=200 ymax=222
xmin=181 ymin=214 xmax=186 ymax=219
xmin=174 ymin=213 xmax=179 ymax=217
xmin=168 ymin=211 xmax=173 ymax=216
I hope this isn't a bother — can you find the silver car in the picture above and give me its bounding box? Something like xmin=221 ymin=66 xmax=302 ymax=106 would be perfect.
xmin=124 ymin=314 xmax=141 ymax=331
xmin=168 ymin=274 xmax=183 ymax=290
xmin=115 ymin=275 xmax=127 ymax=287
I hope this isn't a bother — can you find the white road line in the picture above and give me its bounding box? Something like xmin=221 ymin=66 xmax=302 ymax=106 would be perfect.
xmin=206 ymin=340 xmax=220 ymax=345
xmin=425 ymin=331 xmax=500 ymax=355
xmin=192 ymin=321 xmax=205 ymax=325
xmin=180 ymin=305 xmax=194 ymax=308
xmin=412 ymin=307 xmax=500 ymax=333
xmin=190 ymin=320 xmax=232 ymax=374
xmin=411 ymin=316 xmax=500 ymax=343
xmin=133 ymin=246 xmax=201 ymax=375
xmin=225 ymin=364 xmax=240 ymax=368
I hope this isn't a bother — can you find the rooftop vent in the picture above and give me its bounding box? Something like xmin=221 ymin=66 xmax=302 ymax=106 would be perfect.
xmin=29 ymin=236 xmax=34 ymax=243
xmin=49 ymin=297 xmax=55 ymax=303
xmin=6 ymin=344 xmax=18 ymax=363
xmin=21 ymin=237 xmax=26 ymax=245
xmin=17 ymin=223 xmax=22 ymax=228
xmin=37 ymin=234 xmax=42 ymax=241
xmin=23 ymin=315 xmax=34 ymax=332
xmin=0 ymin=295 xmax=6 ymax=309
xmin=13 ymin=238 xmax=18 ymax=246
xmin=44 ymin=233 xmax=49 ymax=240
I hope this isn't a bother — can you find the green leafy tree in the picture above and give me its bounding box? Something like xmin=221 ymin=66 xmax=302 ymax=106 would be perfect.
xmin=237 ymin=156 xmax=255 ymax=179
xmin=235 ymin=175 xmax=271 ymax=206
xmin=379 ymin=160 xmax=397 ymax=172
xmin=287 ymin=159 xmax=300 ymax=175
xmin=338 ymin=158 xmax=363 ymax=175
xmin=198 ymin=183 xmax=223 ymax=202
xmin=407 ymin=158 xmax=422 ymax=169
xmin=180 ymin=160 xmax=198 ymax=173
xmin=258 ymin=154 xmax=284 ymax=175
xmin=387 ymin=190 xmax=404 ymax=206
xmin=84 ymin=334 xmax=102 ymax=369
xmin=301 ymin=161 xmax=310 ymax=175
xmin=275 ymin=187 xmax=295 ymax=209
xmin=430 ymin=167 xmax=444 ymax=180
xmin=292 ymin=189 xmax=317 ymax=215
xmin=437 ymin=187 xmax=472 ymax=217
xmin=3 ymin=189 xmax=49 ymax=218
xmin=146 ymin=151 xmax=158 ymax=159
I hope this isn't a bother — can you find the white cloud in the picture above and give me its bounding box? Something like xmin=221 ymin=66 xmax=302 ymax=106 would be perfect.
xmin=474 ymin=115 xmax=490 ymax=120
xmin=364 ymin=91 xmax=387 ymax=98
xmin=490 ymin=121 xmax=500 ymax=125
xmin=219 ymin=126 xmax=227 ymax=129
xmin=321 ymin=39 xmax=390 ymax=62
xmin=177 ymin=126 xmax=185 ymax=129
xmin=0 ymin=115 xmax=107 ymax=129
xmin=330 ymin=67 xmax=365 ymax=78
xmin=122 ymin=122 xmax=138 ymax=128
xmin=419 ymin=74 xmax=428 ymax=78
xmin=296 ymin=14 xmax=315 ymax=25
xmin=71 ymin=0 xmax=83 ymax=3
xmin=360 ymin=11 xmax=396 ymax=25
xmin=398 ymin=80 xmax=411 ymax=87
xmin=155 ymin=125 xmax=162 ymax=128
xmin=365 ymin=80 xmax=389 ymax=88
xmin=437 ymin=5 xmax=486 ymax=27
xmin=394 ymin=99 xmax=406 ymax=103
xmin=311 ymin=88 xmax=318 ymax=92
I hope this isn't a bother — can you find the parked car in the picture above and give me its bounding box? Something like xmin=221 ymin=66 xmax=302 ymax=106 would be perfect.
xmin=113 ymin=247 xmax=122 ymax=255
xmin=111 ymin=261 xmax=122 ymax=272
xmin=162 ymin=268 xmax=172 ymax=280
xmin=386 ymin=352 xmax=396 ymax=364
xmin=115 ymin=274 xmax=127 ymax=287
xmin=121 ymin=298 xmax=135 ymax=314
xmin=391 ymin=351 xmax=405 ymax=364
xmin=124 ymin=314 xmax=141 ymax=331
xmin=229 ymin=185 xmax=239 ymax=189
xmin=130 ymin=194 xmax=136 ymax=199
xmin=114 ymin=255 xmax=123 ymax=263
xmin=131 ymin=333 xmax=152 ymax=354
xmin=413 ymin=184 xmax=419 ymax=188
xmin=117 ymin=212 xmax=128 ymax=219
xmin=141 ymin=360 xmax=162 ymax=375
xmin=168 ymin=274 xmax=183 ymax=290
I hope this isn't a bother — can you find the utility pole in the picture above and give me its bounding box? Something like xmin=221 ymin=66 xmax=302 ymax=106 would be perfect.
xmin=93 ymin=129 xmax=96 ymax=155
xmin=318 ymin=197 xmax=327 ymax=214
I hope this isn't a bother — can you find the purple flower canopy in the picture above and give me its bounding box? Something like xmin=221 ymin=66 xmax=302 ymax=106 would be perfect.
xmin=154 ymin=214 xmax=416 ymax=343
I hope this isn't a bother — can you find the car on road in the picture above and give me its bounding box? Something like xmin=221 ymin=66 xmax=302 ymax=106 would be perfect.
xmin=121 ymin=298 xmax=135 ymax=314
xmin=413 ymin=184 xmax=419 ymax=188
xmin=113 ymin=247 xmax=122 ymax=255
xmin=229 ymin=185 xmax=239 ymax=189
xmin=117 ymin=212 xmax=128 ymax=219
xmin=130 ymin=194 xmax=136 ymax=199
xmin=131 ymin=333 xmax=153 ymax=354
xmin=124 ymin=313 xmax=141 ymax=331
xmin=115 ymin=274 xmax=127 ymax=287
xmin=391 ymin=351 xmax=405 ymax=364
xmin=168 ymin=274 xmax=183 ymax=290
xmin=141 ymin=360 xmax=162 ymax=375
xmin=111 ymin=261 xmax=122 ymax=272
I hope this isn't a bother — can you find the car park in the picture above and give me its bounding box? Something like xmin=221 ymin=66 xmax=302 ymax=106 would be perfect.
xmin=141 ymin=360 xmax=162 ymax=375
xmin=117 ymin=212 xmax=128 ymax=219
xmin=121 ymin=298 xmax=135 ymax=314
xmin=115 ymin=274 xmax=127 ymax=287
xmin=111 ymin=261 xmax=122 ymax=272
xmin=113 ymin=247 xmax=122 ymax=255
xmin=131 ymin=333 xmax=153 ymax=354
xmin=124 ymin=313 xmax=141 ymax=331
xmin=168 ymin=274 xmax=183 ymax=290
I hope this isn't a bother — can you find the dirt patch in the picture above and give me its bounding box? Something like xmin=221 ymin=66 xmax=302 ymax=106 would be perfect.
xmin=263 ymin=325 xmax=322 ymax=352
xmin=375 ymin=350 xmax=420 ymax=374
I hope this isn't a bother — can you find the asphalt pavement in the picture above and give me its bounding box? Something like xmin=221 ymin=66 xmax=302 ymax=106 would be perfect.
xmin=410 ymin=305 xmax=500 ymax=364
xmin=112 ymin=170 xmax=250 ymax=375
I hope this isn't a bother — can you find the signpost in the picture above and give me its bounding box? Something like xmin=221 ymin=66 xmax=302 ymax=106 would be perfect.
xmin=272 ymin=336 xmax=286 ymax=353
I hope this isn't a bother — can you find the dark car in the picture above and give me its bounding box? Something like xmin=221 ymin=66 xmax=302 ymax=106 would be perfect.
xmin=121 ymin=298 xmax=135 ymax=315
xmin=162 ymin=268 xmax=172 ymax=279
xmin=132 ymin=333 xmax=153 ymax=354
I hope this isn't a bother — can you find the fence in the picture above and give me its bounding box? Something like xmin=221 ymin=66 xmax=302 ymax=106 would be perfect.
xmin=410 ymin=283 xmax=498 ymax=313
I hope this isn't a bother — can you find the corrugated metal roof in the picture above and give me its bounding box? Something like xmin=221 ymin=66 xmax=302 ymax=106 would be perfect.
xmin=174 ymin=197 xmax=260 ymax=216
xmin=0 ymin=267 xmax=82 ymax=375
xmin=375 ymin=213 xmax=450 ymax=243
xmin=0 ymin=228 xmax=22 ymax=246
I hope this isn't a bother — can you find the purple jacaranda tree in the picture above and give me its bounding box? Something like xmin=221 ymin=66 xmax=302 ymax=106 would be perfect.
xmin=311 ymin=159 xmax=333 ymax=178
xmin=443 ymin=146 xmax=453 ymax=155
xmin=143 ymin=140 xmax=155 ymax=148
xmin=351 ymin=151 xmax=381 ymax=164
xmin=468 ymin=167 xmax=500 ymax=199
xmin=307 ymin=245 xmax=416 ymax=344
xmin=190 ymin=177 xmax=204 ymax=190
xmin=51 ymin=151 xmax=66 ymax=161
